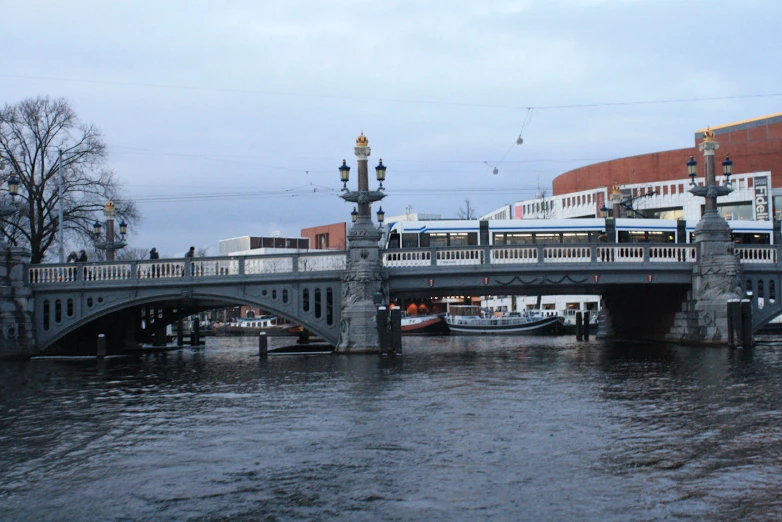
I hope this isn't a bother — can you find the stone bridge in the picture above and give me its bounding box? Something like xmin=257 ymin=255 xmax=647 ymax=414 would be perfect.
xmin=19 ymin=242 xmax=782 ymax=354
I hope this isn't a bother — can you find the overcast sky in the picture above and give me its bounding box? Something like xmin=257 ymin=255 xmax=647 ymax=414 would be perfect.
xmin=2 ymin=0 xmax=780 ymax=257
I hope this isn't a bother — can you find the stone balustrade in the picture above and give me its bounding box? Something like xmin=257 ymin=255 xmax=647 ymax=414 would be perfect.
xmin=28 ymin=244 xmax=782 ymax=285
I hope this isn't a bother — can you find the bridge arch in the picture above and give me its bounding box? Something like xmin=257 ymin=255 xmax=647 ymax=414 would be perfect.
xmin=34 ymin=280 xmax=343 ymax=352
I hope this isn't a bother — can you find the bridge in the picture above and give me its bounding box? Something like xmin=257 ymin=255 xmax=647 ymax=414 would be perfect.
xmin=0 ymin=130 xmax=779 ymax=356
xmin=16 ymin=241 xmax=782 ymax=354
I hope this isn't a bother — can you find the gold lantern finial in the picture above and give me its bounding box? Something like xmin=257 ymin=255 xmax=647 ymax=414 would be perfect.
xmin=702 ymin=127 xmax=715 ymax=142
xmin=104 ymin=200 xmax=115 ymax=212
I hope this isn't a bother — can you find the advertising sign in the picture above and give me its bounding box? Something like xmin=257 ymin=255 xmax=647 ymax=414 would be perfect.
xmin=755 ymin=176 xmax=769 ymax=221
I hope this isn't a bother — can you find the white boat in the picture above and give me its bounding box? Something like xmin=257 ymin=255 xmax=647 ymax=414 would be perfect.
xmin=445 ymin=305 xmax=561 ymax=335
xmin=400 ymin=313 xmax=449 ymax=335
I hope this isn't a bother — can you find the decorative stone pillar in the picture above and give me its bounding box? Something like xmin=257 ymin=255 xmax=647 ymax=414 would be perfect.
xmin=0 ymin=244 xmax=34 ymax=357
xmin=338 ymin=133 xmax=388 ymax=353
xmin=667 ymin=130 xmax=742 ymax=344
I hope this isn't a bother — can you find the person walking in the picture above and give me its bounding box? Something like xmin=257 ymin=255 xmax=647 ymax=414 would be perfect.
xmin=185 ymin=246 xmax=195 ymax=258
xmin=77 ymin=250 xmax=88 ymax=262
xmin=150 ymin=248 xmax=159 ymax=259
xmin=66 ymin=251 xmax=78 ymax=263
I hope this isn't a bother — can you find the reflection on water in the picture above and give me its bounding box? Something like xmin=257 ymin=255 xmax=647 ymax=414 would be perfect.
xmin=2 ymin=335 xmax=782 ymax=520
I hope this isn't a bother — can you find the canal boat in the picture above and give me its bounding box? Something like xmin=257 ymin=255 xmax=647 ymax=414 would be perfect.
xmin=401 ymin=313 xmax=449 ymax=335
xmin=445 ymin=306 xmax=561 ymax=335
xmin=215 ymin=316 xmax=298 ymax=336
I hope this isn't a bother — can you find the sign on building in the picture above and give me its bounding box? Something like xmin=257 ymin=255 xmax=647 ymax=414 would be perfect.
xmin=755 ymin=176 xmax=769 ymax=221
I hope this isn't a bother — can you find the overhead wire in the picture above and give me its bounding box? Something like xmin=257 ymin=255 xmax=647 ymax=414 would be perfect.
xmin=3 ymin=73 xmax=782 ymax=111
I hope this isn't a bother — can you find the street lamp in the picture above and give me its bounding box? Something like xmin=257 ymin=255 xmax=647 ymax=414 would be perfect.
xmin=375 ymin=160 xmax=387 ymax=190
xmin=92 ymin=200 xmax=128 ymax=261
xmin=351 ymin=206 xmax=358 ymax=223
xmin=722 ymin=154 xmax=733 ymax=188
xmin=687 ymin=155 xmax=698 ymax=186
xmin=339 ymin=160 xmax=351 ymax=191
xmin=376 ymin=206 xmax=385 ymax=227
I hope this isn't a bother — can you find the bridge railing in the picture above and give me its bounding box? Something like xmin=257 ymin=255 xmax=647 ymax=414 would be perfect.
xmin=28 ymin=251 xmax=349 ymax=285
xmin=735 ymin=245 xmax=779 ymax=264
xmin=382 ymin=243 xmax=700 ymax=267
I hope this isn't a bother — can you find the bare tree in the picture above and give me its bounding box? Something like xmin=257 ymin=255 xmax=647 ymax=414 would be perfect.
xmin=456 ymin=198 xmax=477 ymax=220
xmin=196 ymin=246 xmax=210 ymax=257
xmin=0 ymin=96 xmax=138 ymax=263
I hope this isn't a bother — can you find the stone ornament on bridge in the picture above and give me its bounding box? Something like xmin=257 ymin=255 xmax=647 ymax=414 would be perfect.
xmin=338 ymin=132 xmax=390 ymax=353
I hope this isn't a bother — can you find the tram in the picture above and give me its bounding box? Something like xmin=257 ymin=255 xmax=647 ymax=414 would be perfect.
xmin=384 ymin=218 xmax=773 ymax=249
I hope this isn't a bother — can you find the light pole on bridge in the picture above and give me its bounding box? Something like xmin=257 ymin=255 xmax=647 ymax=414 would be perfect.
xmin=337 ymin=132 xmax=388 ymax=353
xmin=680 ymin=128 xmax=744 ymax=344
xmin=92 ymin=201 xmax=128 ymax=261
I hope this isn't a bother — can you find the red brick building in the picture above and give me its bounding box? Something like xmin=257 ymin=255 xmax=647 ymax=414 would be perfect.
xmin=553 ymin=113 xmax=782 ymax=213
xmin=300 ymin=222 xmax=347 ymax=250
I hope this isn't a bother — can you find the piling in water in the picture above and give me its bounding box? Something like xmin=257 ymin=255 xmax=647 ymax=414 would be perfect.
xmin=97 ymin=334 xmax=106 ymax=358
xmin=259 ymin=332 xmax=268 ymax=357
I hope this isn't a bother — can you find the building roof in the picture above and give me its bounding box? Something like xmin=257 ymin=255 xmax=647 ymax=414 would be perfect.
xmin=695 ymin=112 xmax=782 ymax=135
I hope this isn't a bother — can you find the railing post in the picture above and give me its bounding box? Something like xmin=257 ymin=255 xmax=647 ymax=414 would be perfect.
xmin=292 ymin=254 xmax=299 ymax=273
xmin=537 ymin=245 xmax=544 ymax=263
xmin=430 ymin=248 xmax=437 ymax=267
xmin=238 ymin=257 xmax=245 ymax=275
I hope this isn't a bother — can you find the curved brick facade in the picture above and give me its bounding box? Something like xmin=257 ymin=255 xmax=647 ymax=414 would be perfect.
xmin=553 ymin=114 xmax=782 ymax=196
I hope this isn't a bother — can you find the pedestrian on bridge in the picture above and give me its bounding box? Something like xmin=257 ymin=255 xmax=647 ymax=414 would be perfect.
xmin=77 ymin=250 xmax=88 ymax=262
xmin=185 ymin=247 xmax=195 ymax=258
xmin=150 ymin=248 xmax=159 ymax=260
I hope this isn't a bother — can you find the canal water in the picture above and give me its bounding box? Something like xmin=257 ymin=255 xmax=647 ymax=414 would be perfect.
xmin=2 ymin=335 xmax=782 ymax=520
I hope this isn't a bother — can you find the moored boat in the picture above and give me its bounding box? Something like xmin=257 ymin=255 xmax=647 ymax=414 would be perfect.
xmin=214 ymin=316 xmax=298 ymax=336
xmin=401 ymin=313 xmax=449 ymax=335
xmin=445 ymin=306 xmax=561 ymax=335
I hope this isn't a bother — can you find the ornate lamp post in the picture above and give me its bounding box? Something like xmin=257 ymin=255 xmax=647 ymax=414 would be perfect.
xmin=337 ymin=132 xmax=388 ymax=353
xmin=683 ymin=128 xmax=743 ymax=344
xmin=92 ymin=201 xmax=127 ymax=261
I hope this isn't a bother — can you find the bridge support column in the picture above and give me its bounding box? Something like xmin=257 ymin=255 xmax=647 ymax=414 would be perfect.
xmin=0 ymin=245 xmax=34 ymax=358
xmin=337 ymin=133 xmax=388 ymax=354
xmin=665 ymin=131 xmax=743 ymax=345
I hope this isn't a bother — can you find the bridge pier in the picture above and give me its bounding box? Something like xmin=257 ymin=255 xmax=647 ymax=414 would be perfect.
xmin=665 ymin=131 xmax=745 ymax=346
xmin=0 ymin=245 xmax=34 ymax=358
xmin=337 ymin=133 xmax=388 ymax=354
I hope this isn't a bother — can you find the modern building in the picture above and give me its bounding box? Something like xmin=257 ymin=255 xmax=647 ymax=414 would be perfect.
xmin=218 ymin=234 xmax=310 ymax=256
xmin=550 ymin=112 xmax=782 ymax=219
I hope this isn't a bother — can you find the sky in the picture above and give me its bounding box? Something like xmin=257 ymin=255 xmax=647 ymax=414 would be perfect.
xmin=2 ymin=0 xmax=781 ymax=257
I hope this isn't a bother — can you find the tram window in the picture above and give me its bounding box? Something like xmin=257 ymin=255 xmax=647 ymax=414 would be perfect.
xmin=449 ymin=233 xmax=469 ymax=246
xmin=429 ymin=233 xmax=447 ymax=247
xmin=621 ymin=231 xmax=672 ymax=243
xmin=535 ymin=233 xmax=560 ymax=244
xmin=387 ymin=233 xmax=400 ymax=249
xmin=732 ymin=233 xmax=770 ymax=245
xmin=420 ymin=233 xmax=430 ymax=247
xmin=561 ymin=233 xmax=590 ymax=244
xmin=402 ymin=233 xmax=419 ymax=248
